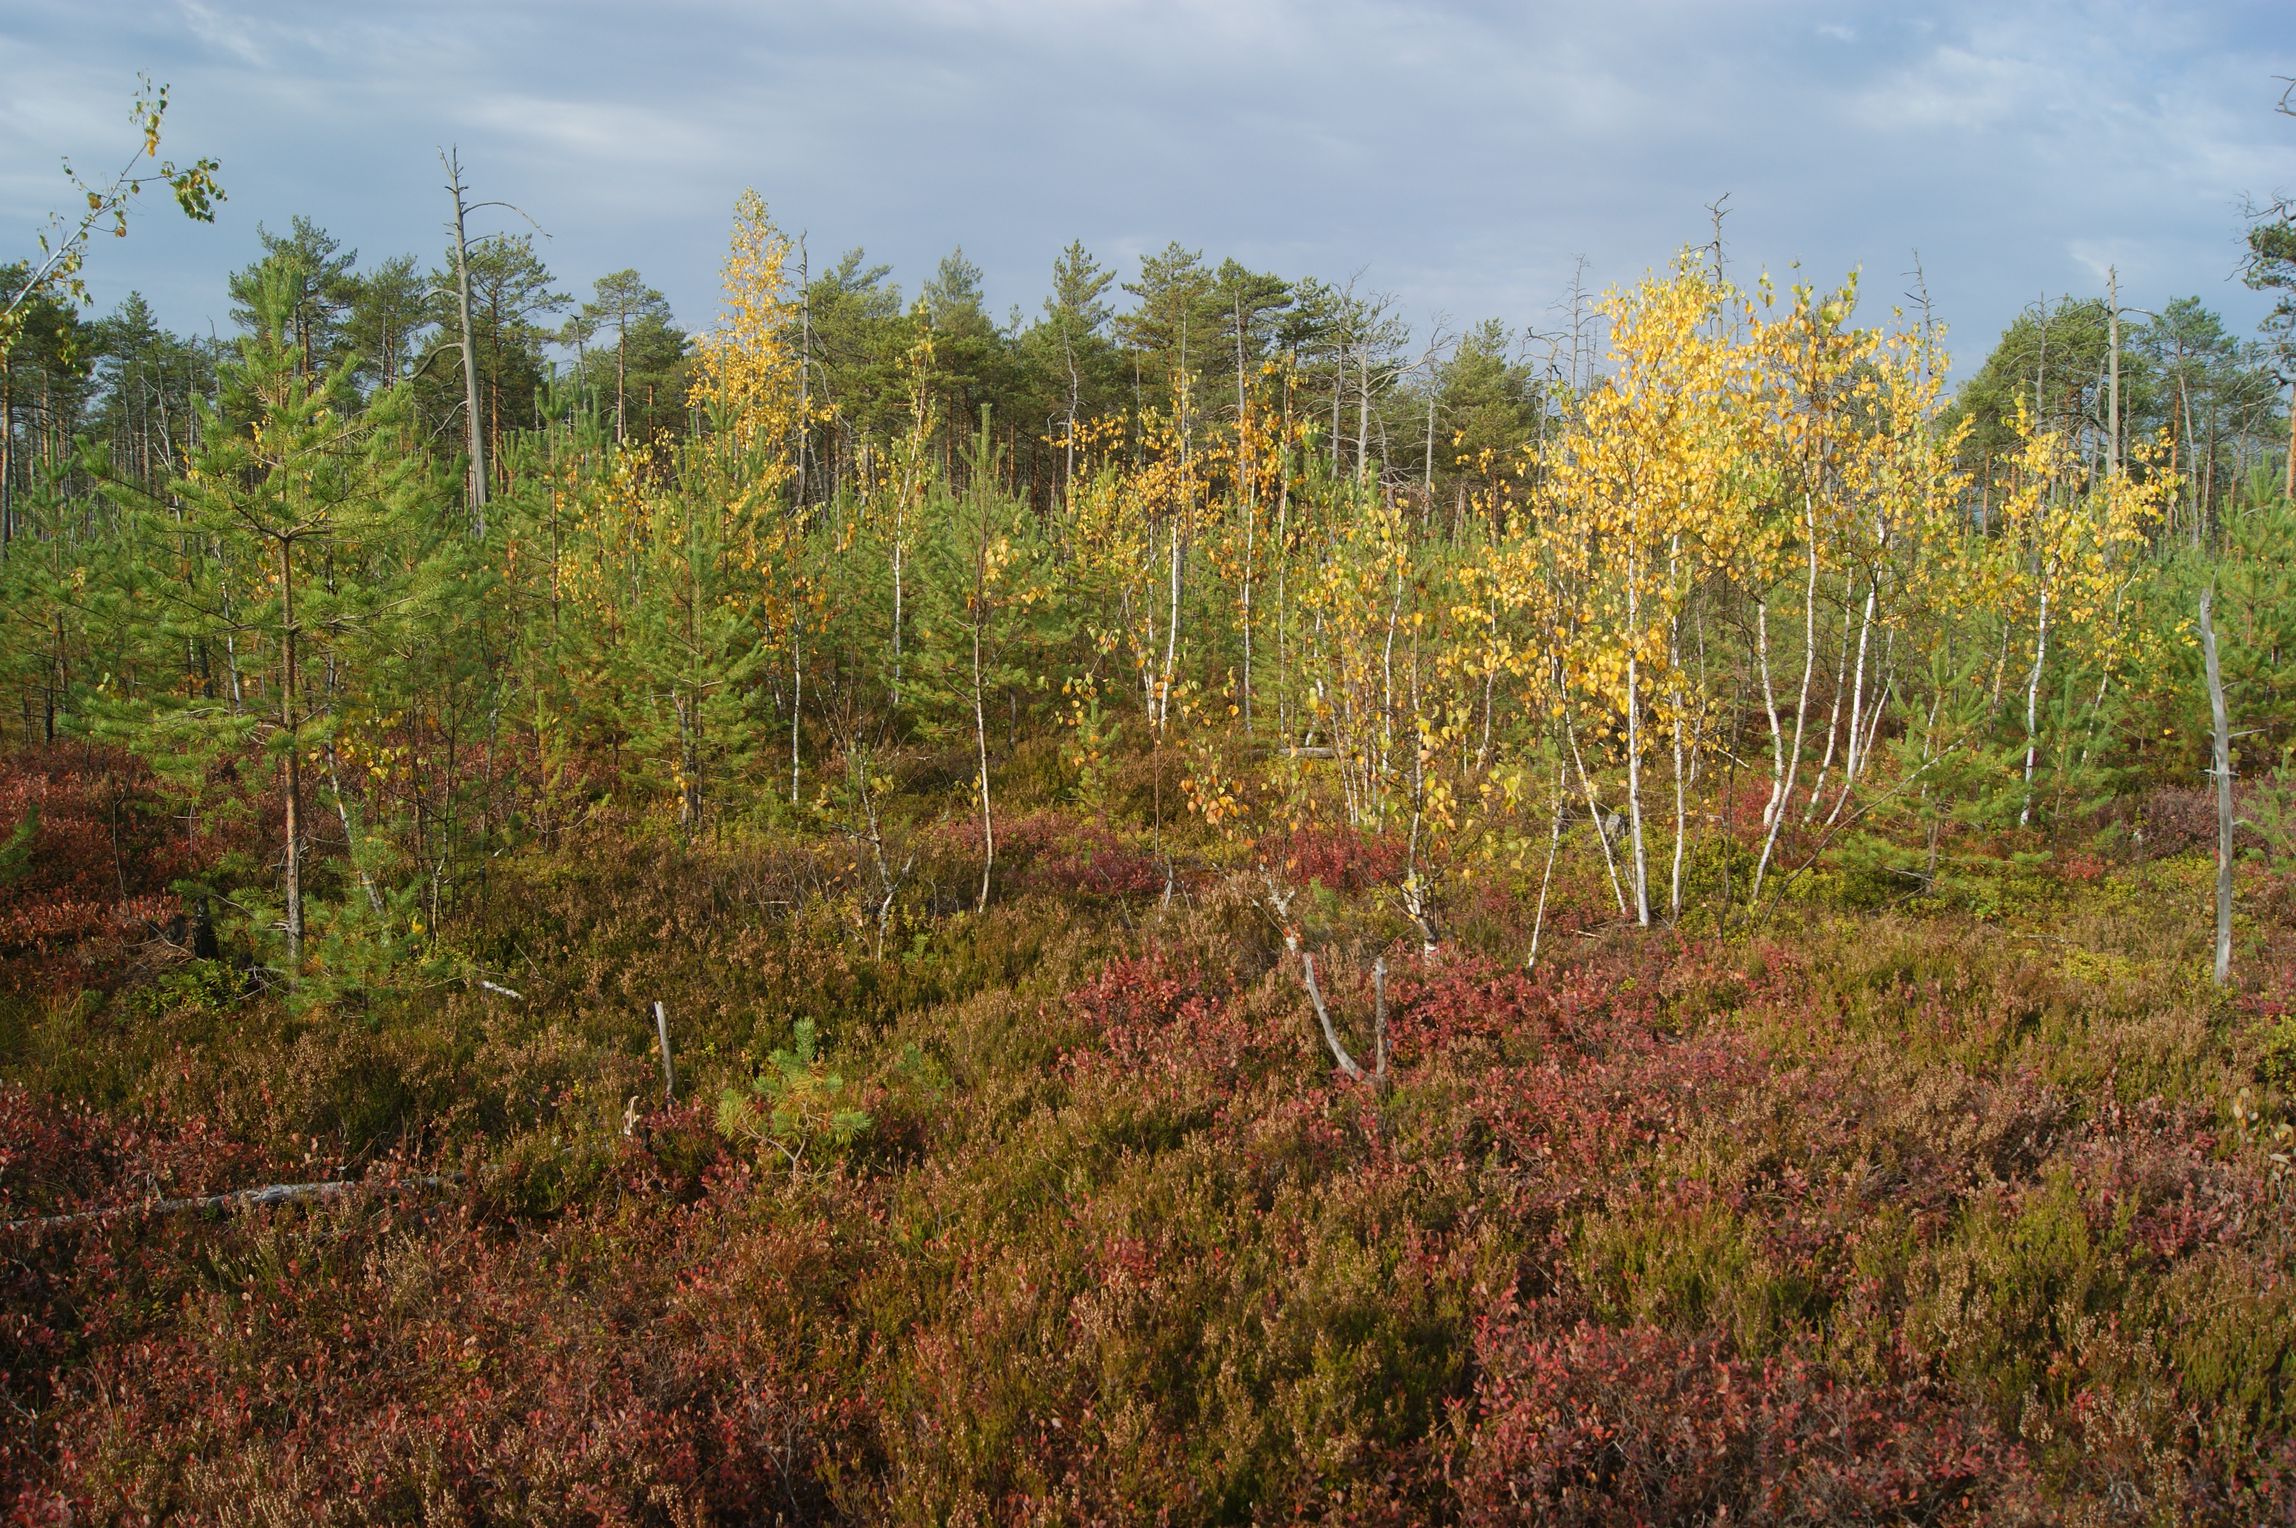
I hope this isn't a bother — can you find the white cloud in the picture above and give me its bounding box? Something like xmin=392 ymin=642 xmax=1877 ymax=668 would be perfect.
xmin=174 ymin=1 xmax=270 ymax=68
xmin=1853 ymin=44 xmax=2030 ymax=132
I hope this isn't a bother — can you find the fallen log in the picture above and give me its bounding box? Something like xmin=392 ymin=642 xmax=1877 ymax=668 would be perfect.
xmin=3 ymin=1173 xmax=459 ymax=1233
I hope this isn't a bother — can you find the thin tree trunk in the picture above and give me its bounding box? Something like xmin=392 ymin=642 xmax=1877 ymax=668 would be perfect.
xmin=1756 ymin=598 xmax=1785 ymax=826
xmin=278 ymin=534 xmax=302 ymax=973
xmin=2201 ymin=585 xmax=2233 ymax=985
xmin=1 ymin=351 xmax=13 ymax=556
xmin=1804 ymin=565 xmax=1855 ymax=820
xmin=325 ymin=742 xmax=385 ymax=916
xmin=795 ymin=237 xmax=810 ymax=503
xmin=1159 ymin=508 xmax=1181 ymax=734
xmin=1236 ymin=303 xmax=1255 ymax=730
xmin=1826 ymin=574 xmax=1879 ymax=825
xmin=677 ymin=693 xmax=700 ymax=833
xmin=1668 ymin=644 xmax=1688 ymax=922
xmin=1751 ymin=495 xmax=1820 ymax=904
xmin=2106 ymin=266 xmax=2120 ymax=476
xmin=605 ymin=312 xmax=624 ymax=444
xmin=1276 ymin=377 xmax=1294 ymax=742
xmin=1063 ymin=336 xmax=1079 ymax=496
xmin=890 ymin=515 xmax=905 ymax=705
xmin=790 ymin=603 xmax=803 ymax=806
xmin=1356 ymin=359 xmax=1372 ymax=485
xmin=2180 ymin=377 xmax=2199 ymax=548
xmin=1161 ymin=329 xmax=1188 ymax=735
xmin=1299 ymin=953 xmax=1365 ymax=1083
xmin=1666 ymin=536 xmax=1687 ymax=921
xmin=1477 ymin=586 xmax=1499 ymax=767
xmin=1622 ymin=544 xmax=1650 ymax=926
xmin=1526 ymin=752 xmax=1566 ymax=970
xmin=1565 ymin=704 xmax=1628 ymax=915
xmin=1423 ymin=372 xmax=1437 ymax=501
xmin=973 ymin=490 xmax=995 ymax=913
xmin=1379 ymin=527 xmax=1402 ymax=814
xmin=2019 ymin=588 xmax=2050 ymax=828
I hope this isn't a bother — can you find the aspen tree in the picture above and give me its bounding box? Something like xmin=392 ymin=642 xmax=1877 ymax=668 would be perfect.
xmin=1064 ymin=378 xmax=1201 ymax=737
xmin=1823 ymin=311 xmax=1966 ymax=824
xmin=1743 ymin=276 xmax=1869 ymax=904
xmin=1296 ymin=483 xmax=1413 ymax=831
xmin=2 ymin=76 xmax=222 ymax=363
xmin=1986 ymin=406 xmax=2172 ymax=826
xmin=579 ymin=190 xmax=807 ymax=833
xmin=1542 ymin=256 xmax=1748 ymax=925
xmin=687 ymin=190 xmax=814 ymax=809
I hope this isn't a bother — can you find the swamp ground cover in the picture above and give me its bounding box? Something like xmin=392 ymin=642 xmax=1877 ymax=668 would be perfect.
xmin=2 ymin=746 xmax=2292 ymax=1524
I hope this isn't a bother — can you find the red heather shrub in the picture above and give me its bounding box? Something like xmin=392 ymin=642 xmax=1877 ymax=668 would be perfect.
xmin=929 ymin=811 xmax=1166 ymax=901
xmin=1454 ymin=1304 xmax=2038 ymax=1525
xmin=1381 ymin=957 xmax=1545 ymax=1065
xmin=11 ymin=1169 xmax=869 ymax=1524
xmin=1065 ymin=950 xmax=1202 ymax=1036
xmin=1381 ymin=946 xmax=1682 ymax=1069
xmin=1477 ymin=1033 xmax=1764 ymax=1189
xmin=2058 ymin=1097 xmax=2257 ymax=1264
xmin=612 ymin=1097 xmax=727 ymax=1200
xmin=1058 ymin=951 xmax=1291 ymax=1112
xmin=1 ymin=1089 xmax=283 ymax=1508
xmin=2242 ymin=952 xmax=2294 ymax=1026
xmin=0 ymin=749 xmax=198 ymax=983
xmin=0 ymin=1085 xmax=275 ymax=1222
xmin=1015 ymin=821 xmax=1163 ymax=901
xmin=1256 ymin=824 xmax=1405 ymax=894
xmin=1713 ymin=775 xmax=1782 ymax=836
xmin=2121 ymin=782 xmax=2274 ymax=860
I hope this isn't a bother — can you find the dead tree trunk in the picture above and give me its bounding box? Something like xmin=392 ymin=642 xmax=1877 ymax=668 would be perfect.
xmin=443 ymin=150 xmax=488 ymax=537
xmin=1300 ymin=951 xmax=1385 ymax=1090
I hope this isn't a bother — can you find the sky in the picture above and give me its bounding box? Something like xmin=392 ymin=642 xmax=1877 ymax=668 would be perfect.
xmin=3 ymin=0 xmax=2290 ymax=379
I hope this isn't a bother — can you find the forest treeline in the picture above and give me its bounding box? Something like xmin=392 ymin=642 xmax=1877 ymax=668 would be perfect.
xmin=4 ymin=178 xmax=2296 ymax=988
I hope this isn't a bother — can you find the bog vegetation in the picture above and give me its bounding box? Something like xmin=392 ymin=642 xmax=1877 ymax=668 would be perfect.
xmin=5 ymin=99 xmax=2296 ymax=1522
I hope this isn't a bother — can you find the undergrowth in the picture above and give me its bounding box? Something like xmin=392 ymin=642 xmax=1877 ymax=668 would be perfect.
xmin=3 ymin=750 xmax=2293 ymax=1523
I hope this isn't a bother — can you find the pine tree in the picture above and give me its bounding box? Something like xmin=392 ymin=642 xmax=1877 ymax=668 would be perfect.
xmin=579 ymin=269 xmax=680 ymax=444
xmin=125 ymin=262 xmax=424 ymax=976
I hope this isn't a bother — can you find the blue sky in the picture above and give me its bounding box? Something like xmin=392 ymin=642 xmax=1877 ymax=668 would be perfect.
xmin=4 ymin=0 xmax=2290 ymax=376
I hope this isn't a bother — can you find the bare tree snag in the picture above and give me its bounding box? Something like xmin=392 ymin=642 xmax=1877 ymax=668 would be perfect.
xmin=442 ymin=149 xmax=487 ymax=532
xmin=1298 ymin=951 xmax=1387 ymax=1090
